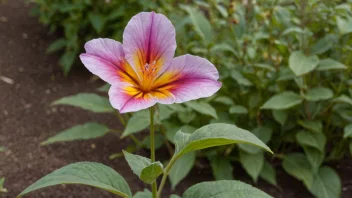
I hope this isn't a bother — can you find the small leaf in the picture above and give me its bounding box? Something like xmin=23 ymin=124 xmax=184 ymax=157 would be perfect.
xmin=343 ymin=124 xmax=352 ymax=138
xmin=303 ymin=147 xmax=324 ymax=173
xmin=289 ymin=51 xmax=319 ymax=76
xmin=304 ymin=87 xmax=333 ymax=101
xmin=296 ymin=131 xmax=326 ymax=152
xmin=17 ymin=162 xmax=132 ymax=197
xmin=46 ymin=39 xmax=66 ymax=54
xmin=260 ymin=161 xmax=277 ymax=186
xmin=298 ymin=120 xmax=323 ymax=133
xmin=308 ymin=166 xmax=341 ymax=198
xmin=59 ymin=50 xmax=77 ymax=75
xmin=133 ymin=189 xmax=151 ymax=198
xmin=272 ymin=110 xmax=288 ymax=126
xmin=52 ymin=93 xmax=113 ymax=113
xmin=210 ymin=157 xmax=234 ymax=180
xmin=239 ymin=151 xmax=264 ymax=182
xmin=122 ymin=110 xmax=150 ymax=137
xmin=184 ymin=6 xmax=213 ymax=42
xmin=182 ymin=180 xmax=272 ymax=198
xmin=310 ymin=35 xmax=333 ymax=55
xmin=89 ymin=13 xmax=106 ymax=33
xmin=214 ymin=96 xmax=234 ymax=105
xmin=157 ymin=104 xmax=175 ymax=121
xmin=336 ymin=16 xmax=352 ymax=35
xmin=174 ymin=123 xmax=272 ymax=157
xmin=0 ymin=177 xmax=7 ymax=193
xmin=282 ymin=153 xmax=313 ymax=188
xmin=97 ymin=84 xmax=110 ymax=92
xmin=334 ymin=95 xmax=352 ymax=106
xmin=41 ymin=123 xmax=109 ymax=145
xmin=185 ymin=101 xmax=218 ymax=119
xmin=261 ymin=91 xmax=303 ymax=110
xmin=123 ymin=151 xmax=163 ymax=184
xmin=229 ymin=105 xmax=248 ymax=114
xmin=231 ymin=70 xmax=253 ymax=86
xmin=317 ymin=59 xmax=347 ymax=71
xmin=169 ymin=152 xmax=195 ymax=189
xmin=142 ymin=134 xmax=164 ymax=150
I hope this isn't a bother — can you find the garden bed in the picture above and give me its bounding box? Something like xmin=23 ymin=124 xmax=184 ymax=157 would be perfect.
xmin=0 ymin=1 xmax=351 ymax=197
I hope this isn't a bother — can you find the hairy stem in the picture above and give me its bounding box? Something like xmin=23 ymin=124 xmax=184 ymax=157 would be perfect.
xmin=149 ymin=107 xmax=157 ymax=198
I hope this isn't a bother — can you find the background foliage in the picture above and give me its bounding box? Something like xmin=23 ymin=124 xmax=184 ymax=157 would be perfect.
xmin=33 ymin=0 xmax=352 ymax=197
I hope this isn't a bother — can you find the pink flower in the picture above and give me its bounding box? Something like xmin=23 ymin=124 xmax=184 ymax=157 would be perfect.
xmin=80 ymin=12 xmax=221 ymax=113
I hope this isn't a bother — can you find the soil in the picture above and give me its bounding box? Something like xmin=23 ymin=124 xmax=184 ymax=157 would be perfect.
xmin=0 ymin=1 xmax=351 ymax=198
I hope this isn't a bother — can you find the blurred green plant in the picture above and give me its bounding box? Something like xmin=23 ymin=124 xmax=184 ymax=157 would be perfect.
xmin=35 ymin=0 xmax=352 ymax=198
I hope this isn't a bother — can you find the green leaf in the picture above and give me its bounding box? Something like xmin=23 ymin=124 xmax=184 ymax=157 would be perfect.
xmin=41 ymin=123 xmax=109 ymax=145
xmin=17 ymin=162 xmax=132 ymax=197
xmin=169 ymin=152 xmax=196 ymax=189
xmin=260 ymin=161 xmax=277 ymax=186
xmin=239 ymin=126 xmax=273 ymax=154
xmin=0 ymin=177 xmax=7 ymax=193
xmin=289 ymin=51 xmax=319 ymax=76
xmin=46 ymin=39 xmax=66 ymax=53
xmin=122 ymin=151 xmax=163 ymax=184
xmin=185 ymin=101 xmax=218 ymax=119
xmin=170 ymin=195 xmax=181 ymax=198
xmin=174 ymin=123 xmax=272 ymax=157
xmin=97 ymin=84 xmax=110 ymax=92
xmin=89 ymin=13 xmax=106 ymax=33
xmin=52 ymin=93 xmax=113 ymax=113
xmin=142 ymin=134 xmax=164 ymax=150
xmin=184 ymin=6 xmax=212 ymax=42
xmin=229 ymin=105 xmax=248 ymax=114
xmin=182 ymin=180 xmax=272 ymax=198
xmin=304 ymin=87 xmax=333 ymax=101
xmin=282 ymin=153 xmax=313 ymax=188
xmin=308 ymin=166 xmax=341 ymax=198
xmin=133 ymin=189 xmax=151 ymax=198
xmin=231 ymin=70 xmax=253 ymax=86
xmin=122 ymin=110 xmax=150 ymax=137
xmin=344 ymin=124 xmax=352 ymax=138
xmin=261 ymin=91 xmax=303 ymax=110
xmin=210 ymin=157 xmax=234 ymax=180
xmin=303 ymin=147 xmax=324 ymax=173
xmin=296 ymin=131 xmax=326 ymax=152
xmin=334 ymin=95 xmax=352 ymax=106
xmin=157 ymin=104 xmax=175 ymax=121
xmin=59 ymin=50 xmax=77 ymax=75
xmin=0 ymin=146 xmax=5 ymax=152
xmin=350 ymin=141 xmax=352 ymax=156
xmin=310 ymin=35 xmax=333 ymax=55
xmin=214 ymin=96 xmax=234 ymax=105
xmin=317 ymin=59 xmax=347 ymax=71
xmin=298 ymin=120 xmax=323 ymax=133
xmin=336 ymin=16 xmax=352 ymax=35
xmin=272 ymin=110 xmax=288 ymax=126
xmin=239 ymin=151 xmax=264 ymax=182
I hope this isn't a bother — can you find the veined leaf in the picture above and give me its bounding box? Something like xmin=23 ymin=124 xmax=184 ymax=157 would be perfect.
xmin=289 ymin=51 xmax=319 ymax=76
xmin=52 ymin=93 xmax=113 ymax=113
xmin=298 ymin=120 xmax=323 ymax=133
xmin=334 ymin=95 xmax=352 ymax=106
xmin=282 ymin=153 xmax=313 ymax=188
xmin=261 ymin=91 xmax=303 ymax=110
xmin=169 ymin=152 xmax=196 ymax=189
xmin=122 ymin=110 xmax=150 ymax=137
xmin=123 ymin=151 xmax=163 ymax=184
xmin=296 ymin=131 xmax=326 ymax=152
xmin=41 ymin=123 xmax=109 ymax=145
xmin=239 ymin=126 xmax=273 ymax=154
xmin=303 ymin=147 xmax=324 ymax=173
xmin=272 ymin=110 xmax=288 ymax=126
xmin=210 ymin=157 xmax=234 ymax=180
xmin=17 ymin=162 xmax=132 ymax=198
xmin=304 ymin=87 xmax=333 ymax=101
xmin=239 ymin=151 xmax=264 ymax=182
xmin=182 ymin=180 xmax=272 ymax=198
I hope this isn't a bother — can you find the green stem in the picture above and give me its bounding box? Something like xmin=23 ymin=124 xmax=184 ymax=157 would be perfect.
xmin=157 ymin=155 xmax=179 ymax=197
xmin=114 ymin=110 xmax=126 ymax=126
xmin=149 ymin=107 xmax=157 ymax=198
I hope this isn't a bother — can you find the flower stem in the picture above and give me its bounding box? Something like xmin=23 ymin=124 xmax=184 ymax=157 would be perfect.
xmin=157 ymin=155 xmax=178 ymax=197
xmin=149 ymin=107 xmax=157 ymax=198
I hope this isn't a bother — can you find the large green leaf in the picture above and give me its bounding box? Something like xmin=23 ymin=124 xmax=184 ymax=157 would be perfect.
xmin=185 ymin=101 xmax=218 ymax=119
xmin=343 ymin=124 xmax=352 ymax=138
xmin=122 ymin=110 xmax=150 ymax=138
xmin=17 ymin=162 xmax=132 ymax=197
xmin=173 ymin=124 xmax=272 ymax=157
xmin=182 ymin=180 xmax=272 ymax=198
xmin=239 ymin=151 xmax=264 ymax=182
xmin=316 ymin=59 xmax=346 ymax=71
xmin=282 ymin=153 xmax=313 ymax=188
xmin=210 ymin=157 xmax=234 ymax=180
xmin=239 ymin=126 xmax=273 ymax=154
xmin=303 ymin=147 xmax=324 ymax=173
xmin=229 ymin=105 xmax=248 ymax=114
xmin=336 ymin=16 xmax=352 ymax=35
xmin=308 ymin=166 xmax=341 ymax=198
xmin=184 ymin=6 xmax=212 ymax=42
xmin=296 ymin=131 xmax=326 ymax=152
xmin=169 ymin=152 xmax=196 ymax=189
xmin=260 ymin=161 xmax=277 ymax=186
xmin=261 ymin=91 xmax=303 ymax=110
xmin=41 ymin=123 xmax=110 ymax=145
xmin=123 ymin=151 xmax=163 ymax=184
xmin=52 ymin=93 xmax=113 ymax=113
xmin=289 ymin=51 xmax=319 ymax=76
xmin=304 ymin=87 xmax=333 ymax=101
xmin=272 ymin=110 xmax=288 ymax=126
xmin=334 ymin=95 xmax=352 ymax=106
xmin=298 ymin=120 xmax=323 ymax=133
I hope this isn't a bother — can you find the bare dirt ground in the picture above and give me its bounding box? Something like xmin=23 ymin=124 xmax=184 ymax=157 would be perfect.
xmin=0 ymin=1 xmax=351 ymax=198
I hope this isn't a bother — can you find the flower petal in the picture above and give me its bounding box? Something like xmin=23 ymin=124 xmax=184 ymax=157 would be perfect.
xmin=123 ymin=12 xmax=176 ymax=77
xmin=152 ymin=55 xmax=222 ymax=103
xmin=80 ymin=38 xmax=139 ymax=85
xmin=109 ymin=83 xmax=157 ymax=113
